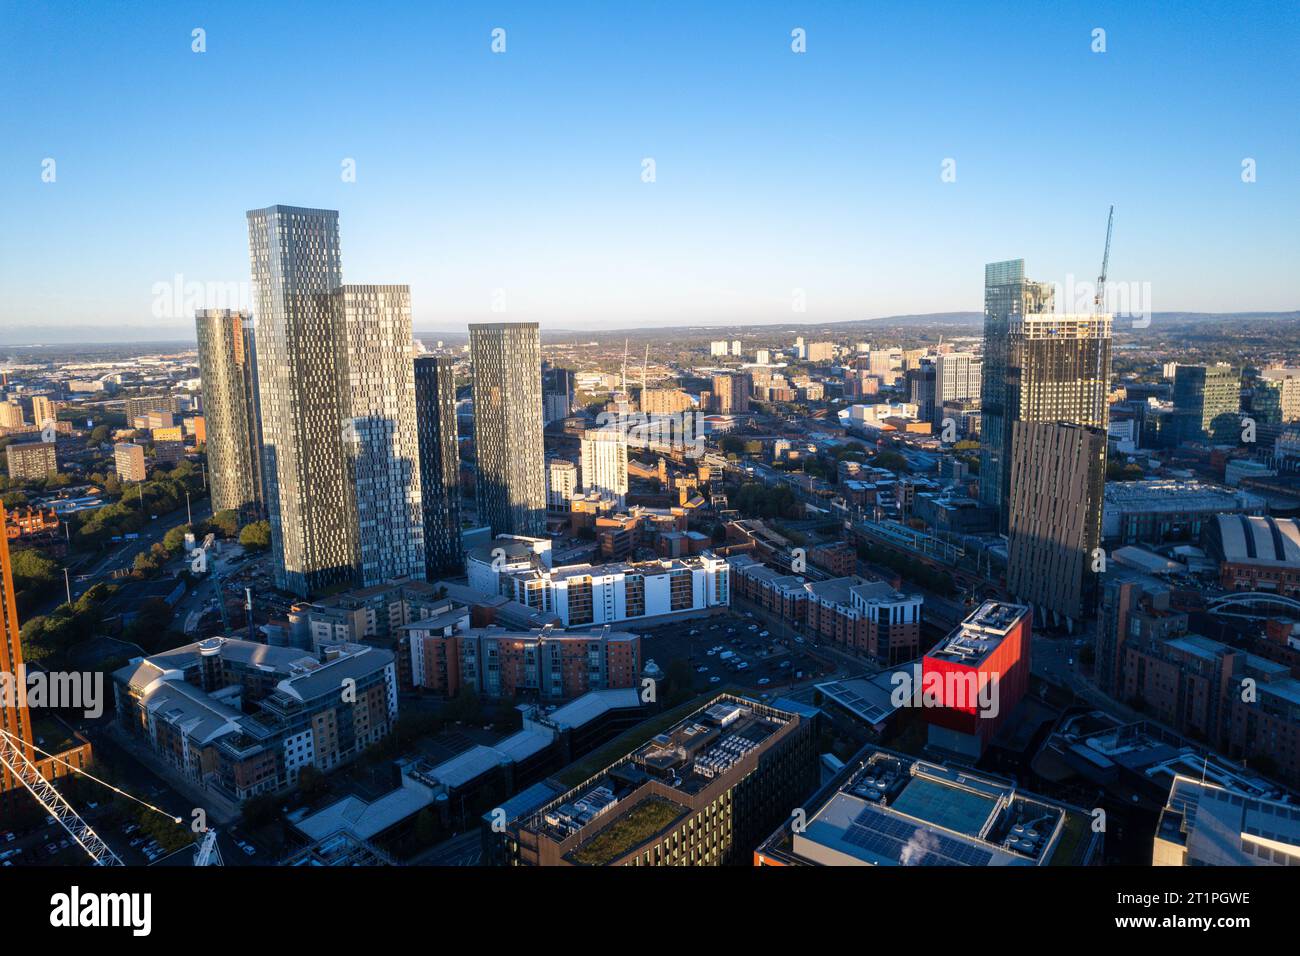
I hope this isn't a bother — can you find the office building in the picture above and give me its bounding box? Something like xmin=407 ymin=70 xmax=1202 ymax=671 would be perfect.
xmin=1253 ymin=367 xmax=1300 ymax=424
xmin=113 ymin=637 xmax=397 ymax=803
xmin=414 ymin=355 xmax=463 ymax=577
xmin=907 ymin=360 xmax=937 ymax=423
xmin=934 ymin=352 xmax=981 ymax=424
xmin=756 ymin=746 xmax=1099 ymax=866
xmin=1173 ymin=363 xmax=1240 ymax=444
xmin=1006 ymin=422 xmax=1107 ymax=627
xmin=247 ymin=204 xmax=354 ymax=596
xmin=580 ymin=428 xmax=629 ymax=506
xmin=6 ymin=441 xmax=57 ymax=481
xmin=470 ymin=322 xmax=547 ymax=537
xmin=1155 ymin=774 xmax=1300 ymax=866
xmin=921 ymin=601 xmax=1032 ymax=759
xmin=978 ymin=259 xmax=1055 ymax=517
xmin=195 ymin=308 xmax=264 ymax=518
xmin=507 ymin=695 xmax=817 ymax=865
xmin=113 ymin=442 xmax=146 ymax=481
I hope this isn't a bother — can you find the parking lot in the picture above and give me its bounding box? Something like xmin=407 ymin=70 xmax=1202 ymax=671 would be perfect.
xmin=638 ymin=608 xmax=838 ymax=698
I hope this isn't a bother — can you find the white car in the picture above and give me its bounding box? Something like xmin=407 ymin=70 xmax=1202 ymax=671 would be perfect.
xmin=709 ymin=676 xmax=721 ymax=684
xmin=757 ymin=678 xmax=771 ymax=686
xmin=759 ymin=631 xmax=769 ymax=637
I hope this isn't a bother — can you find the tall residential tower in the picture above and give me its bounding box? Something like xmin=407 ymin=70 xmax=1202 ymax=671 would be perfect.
xmin=978 ymin=260 xmax=1055 ymax=520
xmin=247 ymin=205 xmax=352 ymax=596
xmin=194 ymin=308 xmax=264 ymax=519
xmin=469 ymin=323 xmax=546 ymax=537
xmin=414 ymin=355 xmax=463 ymax=576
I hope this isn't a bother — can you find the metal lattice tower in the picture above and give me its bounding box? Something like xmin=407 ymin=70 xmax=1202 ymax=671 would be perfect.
xmin=0 ymin=728 xmax=123 ymax=866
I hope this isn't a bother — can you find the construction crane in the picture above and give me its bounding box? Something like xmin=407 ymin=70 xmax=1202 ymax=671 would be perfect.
xmin=1094 ymin=204 xmax=1114 ymax=314
xmin=194 ymin=828 xmax=222 ymax=866
xmin=0 ymin=727 xmax=182 ymax=867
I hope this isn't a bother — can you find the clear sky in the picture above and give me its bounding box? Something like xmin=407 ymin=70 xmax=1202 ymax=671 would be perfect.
xmin=1 ymin=0 xmax=1297 ymax=334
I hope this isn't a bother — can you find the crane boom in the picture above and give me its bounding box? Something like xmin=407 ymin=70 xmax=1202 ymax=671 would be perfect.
xmin=0 ymin=729 xmax=124 ymax=866
xmin=1095 ymin=204 xmax=1114 ymax=312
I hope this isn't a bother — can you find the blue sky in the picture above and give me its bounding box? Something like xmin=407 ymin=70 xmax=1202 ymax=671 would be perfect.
xmin=1 ymin=0 xmax=1297 ymax=333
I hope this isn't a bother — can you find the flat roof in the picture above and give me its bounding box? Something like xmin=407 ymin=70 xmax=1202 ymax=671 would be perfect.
xmin=926 ymin=601 xmax=1029 ymax=668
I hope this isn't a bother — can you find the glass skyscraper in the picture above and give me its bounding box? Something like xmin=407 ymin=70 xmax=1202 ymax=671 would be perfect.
xmin=469 ymin=322 xmax=546 ymax=537
xmin=247 ymin=205 xmax=353 ymax=596
xmin=414 ymin=355 xmax=463 ymax=577
xmin=979 ymin=259 xmax=1056 ymax=524
xmin=334 ymin=284 xmax=425 ymax=586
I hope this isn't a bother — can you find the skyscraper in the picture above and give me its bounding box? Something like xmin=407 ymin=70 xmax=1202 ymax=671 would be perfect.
xmin=469 ymin=322 xmax=546 ymax=537
xmin=1007 ymin=314 xmax=1111 ymax=429
xmin=934 ymin=352 xmax=982 ymax=424
xmin=1173 ymin=364 xmax=1241 ymax=444
xmin=195 ymin=308 xmax=264 ymax=519
xmin=580 ymin=428 xmax=630 ymax=506
xmin=978 ymin=260 xmax=1055 ymax=518
xmin=414 ymin=355 xmax=463 ymax=576
xmin=247 ymin=205 xmax=352 ymax=596
xmin=989 ymin=308 xmax=1110 ymax=533
xmin=542 ymin=364 xmax=574 ymax=424
xmin=333 ymin=285 xmax=425 ymax=586
xmin=0 ymin=504 xmax=34 ymax=799
xmin=1006 ymin=421 xmax=1107 ymax=627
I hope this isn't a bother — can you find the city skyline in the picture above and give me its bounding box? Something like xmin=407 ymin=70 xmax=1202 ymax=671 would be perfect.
xmin=3 ymin=1 xmax=1297 ymax=334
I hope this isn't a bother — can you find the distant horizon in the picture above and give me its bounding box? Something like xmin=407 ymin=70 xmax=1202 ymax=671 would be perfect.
xmin=3 ymin=308 xmax=1299 ymax=349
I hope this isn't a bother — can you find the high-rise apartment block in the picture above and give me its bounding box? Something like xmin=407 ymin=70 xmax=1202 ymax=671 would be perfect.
xmin=114 ymin=441 xmax=146 ymax=481
xmin=469 ymin=322 xmax=547 ymax=538
xmin=6 ymin=441 xmax=57 ymax=481
xmin=580 ymin=428 xmax=629 ymax=506
xmin=546 ymin=459 xmax=579 ymax=512
xmin=978 ymin=260 xmax=1055 ymax=517
xmin=195 ymin=308 xmax=264 ymax=518
xmin=247 ymin=205 xmax=351 ymax=596
xmin=30 ymin=395 xmax=57 ymax=428
xmin=710 ymin=371 xmax=749 ymax=414
xmin=247 ymin=206 xmax=425 ymax=595
xmin=333 ymin=285 xmax=425 ymax=586
xmin=414 ymin=355 xmax=463 ymax=577
xmin=1006 ymin=422 xmax=1107 ymax=626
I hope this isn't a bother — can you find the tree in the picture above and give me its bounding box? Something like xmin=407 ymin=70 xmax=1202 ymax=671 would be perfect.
xmin=211 ymin=509 xmax=240 ymax=538
xmin=162 ymin=524 xmax=192 ymax=555
xmin=239 ymin=520 xmax=271 ymax=552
